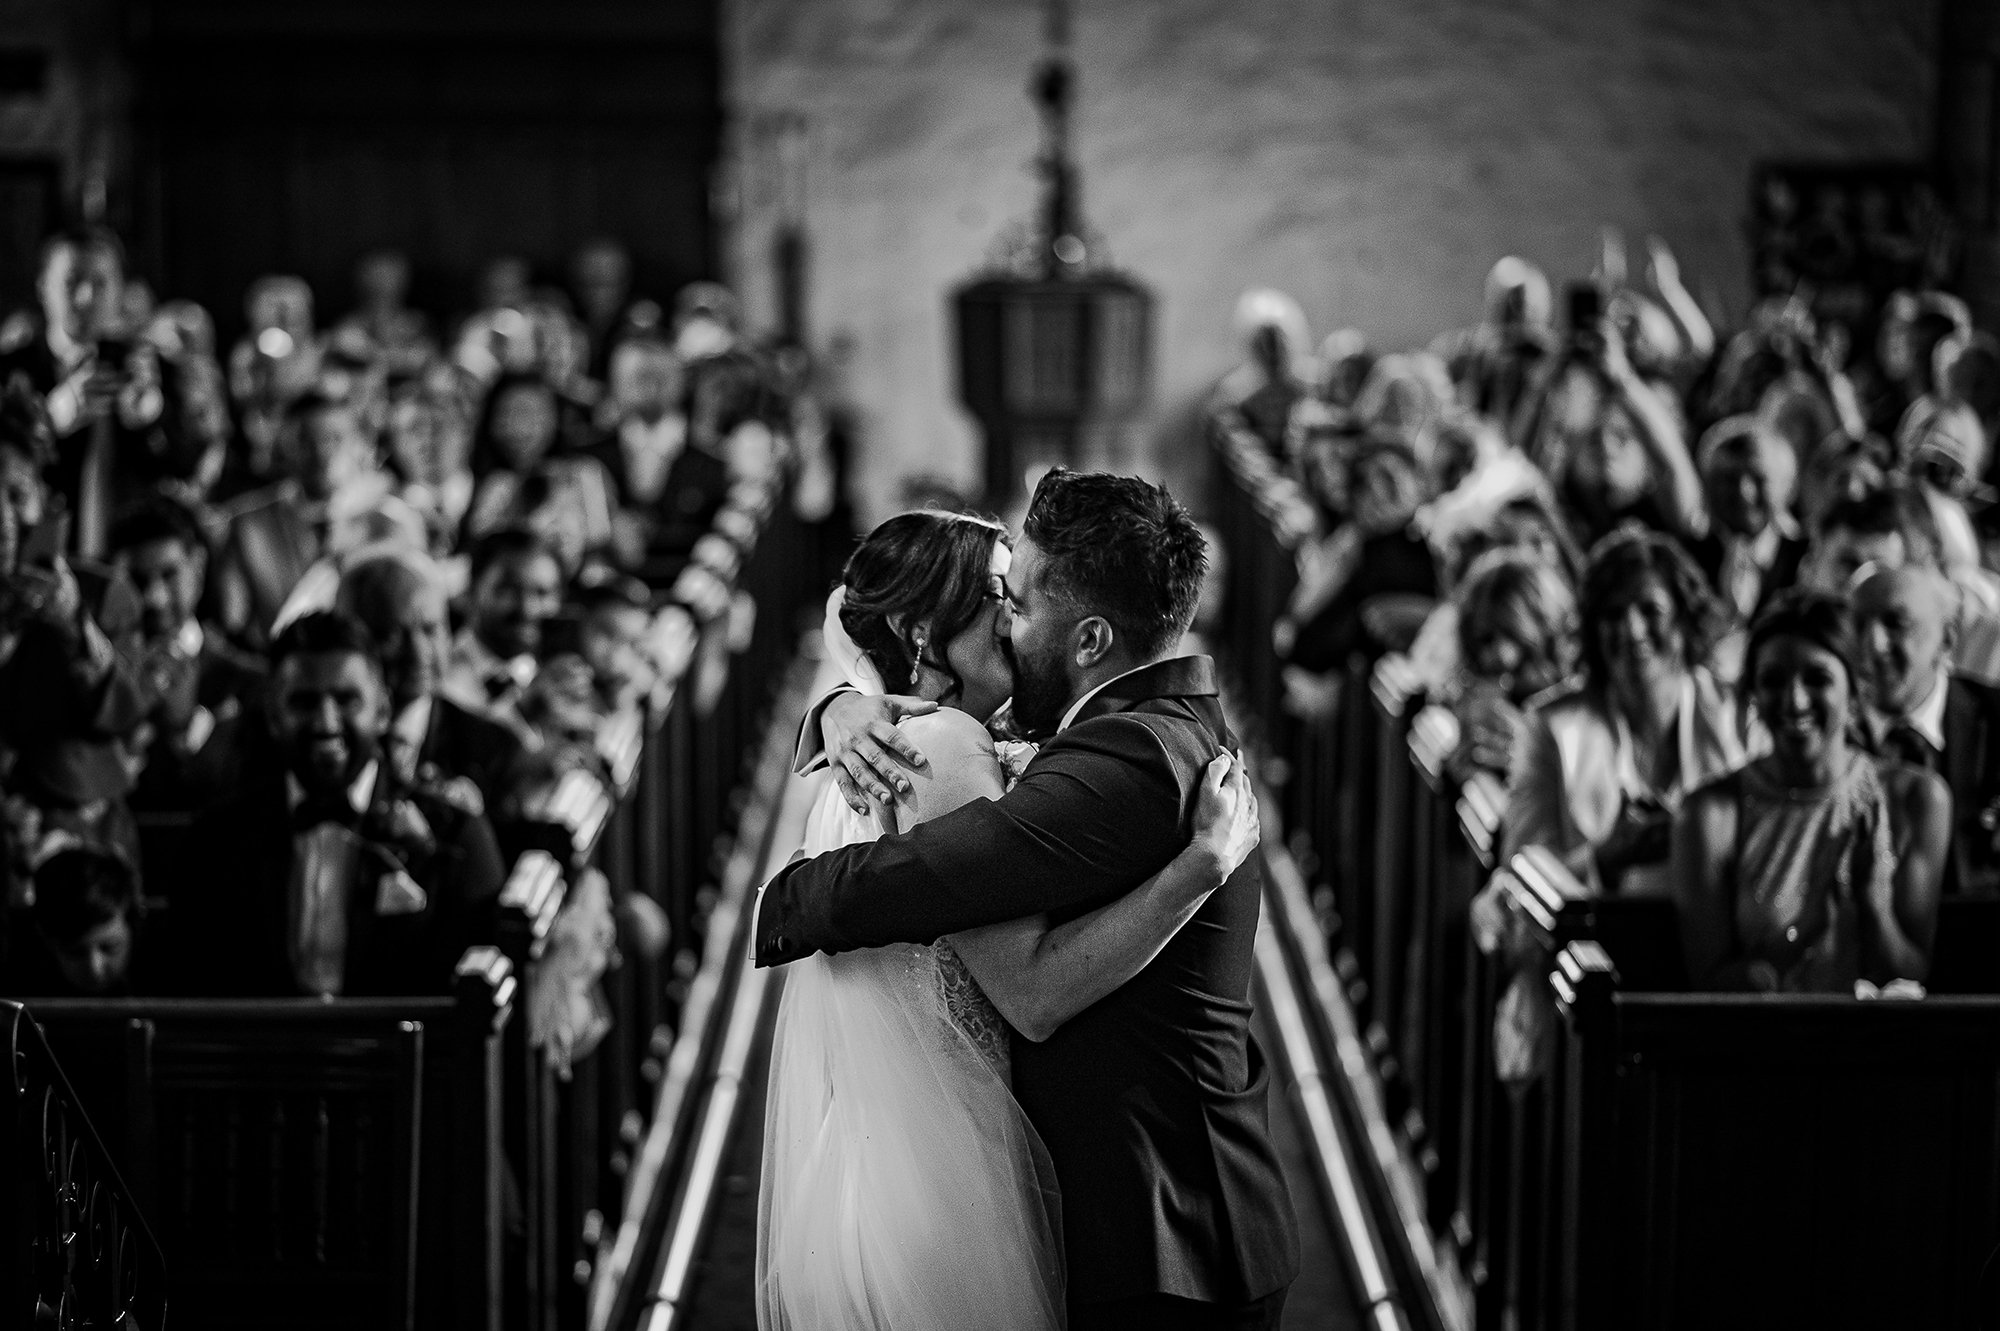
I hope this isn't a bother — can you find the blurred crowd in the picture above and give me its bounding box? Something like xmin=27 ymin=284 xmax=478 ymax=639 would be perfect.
xmin=1213 ymin=231 xmax=1999 ymax=995
xmin=0 ymin=226 xmax=816 ymax=1012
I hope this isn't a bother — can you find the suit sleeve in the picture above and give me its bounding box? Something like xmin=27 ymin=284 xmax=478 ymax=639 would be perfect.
xmin=754 ymin=716 xmax=1190 ymax=966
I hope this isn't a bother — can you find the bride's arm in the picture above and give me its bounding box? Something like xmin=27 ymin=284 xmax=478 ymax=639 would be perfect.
xmin=943 ymin=753 xmax=1259 ymax=1043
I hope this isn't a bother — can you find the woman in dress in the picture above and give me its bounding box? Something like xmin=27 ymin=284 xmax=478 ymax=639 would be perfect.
xmin=1502 ymin=524 xmax=1744 ymax=895
xmin=757 ymin=511 xmax=1260 ymax=1331
xmin=1674 ymin=589 xmax=1947 ymax=992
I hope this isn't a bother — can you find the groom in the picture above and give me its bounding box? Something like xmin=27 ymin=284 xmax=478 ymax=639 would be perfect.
xmin=754 ymin=469 xmax=1299 ymax=1329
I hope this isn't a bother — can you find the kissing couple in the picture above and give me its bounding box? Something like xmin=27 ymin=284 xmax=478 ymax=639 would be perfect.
xmin=753 ymin=469 xmax=1300 ymax=1330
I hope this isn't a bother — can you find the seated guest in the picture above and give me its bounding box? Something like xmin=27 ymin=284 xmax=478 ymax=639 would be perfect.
xmin=1445 ymin=550 xmax=1581 ymax=780
xmin=1676 ymin=590 xmax=1946 ymax=991
xmin=1852 ymin=563 xmax=2000 ymax=896
xmin=1278 ymin=434 xmax=1439 ymax=675
xmin=221 ymin=274 xmax=323 ymax=496
xmin=1515 ymin=320 xmax=1703 ymax=547
xmin=172 ymin=611 xmax=503 ymax=997
xmin=3 ymin=845 xmax=148 ymax=996
xmin=336 ymin=548 xmax=526 ymax=818
xmin=107 ymin=496 xmax=265 ymax=812
xmin=1502 ymin=526 xmax=1745 ymax=896
xmin=587 ymin=335 xmax=720 ymax=567
xmin=0 ymin=382 xmax=147 ymax=869
xmin=1684 ymin=416 xmax=1806 ymax=624
xmin=1800 ymin=484 xmax=1943 ymax=595
xmin=212 ymin=390 xmax=421 ymax=642
xmin=443 ymin=528 xmax=563 ymax=745
xmin=382 ymin=363 xmax=475 ymax=551
xmin=573 ymin=574 xmax=661 ymax=716
xmin=463 ymin=370 xmax=614 ymax=573
xmin=330 ymin=249 xmax=437 ymax=377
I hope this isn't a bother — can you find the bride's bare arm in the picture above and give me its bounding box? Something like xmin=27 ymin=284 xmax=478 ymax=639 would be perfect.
xmin=892 ymin=721 xmax=1260 ymax=1043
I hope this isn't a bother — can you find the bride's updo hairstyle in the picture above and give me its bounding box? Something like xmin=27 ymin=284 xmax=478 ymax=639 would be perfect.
xmin=838 ymin=511 xmax=1008 ymax=699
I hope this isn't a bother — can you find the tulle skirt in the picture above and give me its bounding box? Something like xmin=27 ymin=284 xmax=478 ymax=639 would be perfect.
xmin=755 ymin=784 xmax=1065 ymax=1330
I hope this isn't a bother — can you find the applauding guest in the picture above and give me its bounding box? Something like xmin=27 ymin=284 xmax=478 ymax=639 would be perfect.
xmin=1676 ymin=591 xmax=1946 ymax=991
xmin=173 ymin=611 xmax=503 ymax=997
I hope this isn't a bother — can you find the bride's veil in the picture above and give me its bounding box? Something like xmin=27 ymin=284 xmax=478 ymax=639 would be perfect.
xmin=754 ymin=584 xmax=1066 ymax=1330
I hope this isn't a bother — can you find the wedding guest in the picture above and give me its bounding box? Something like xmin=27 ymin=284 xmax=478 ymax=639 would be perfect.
xmin=1210 ymin=289 xmax=1314 ymax=459
xmin=1684 ymin=417 xmax=1806 ymax=624
xmin=172 ymin=611 xmax=503 ymax=997
xmin=107 ymin=495 xmax=265 ymax=812
xmin=1445 ymin=550 xmax=1581 ymax=779
xmin=1515 ymin=318 xmax=1703 ymax=546
xmin=331 ymin=249 xmax=437 ymax=376
xmin=463 ymin=370 xmax=614 ymax=572
xmin=336 ymin=548 xmax=527 ymax=819
xmin=2 ymin=846 xmax=150 ymax=997
xmin=1502 ymin=526 xmax=1744 ymax=896
xmin=443 ymin=528 xmax=563 ymax=744
xmin=0 ymin=381 xmax=147 ymax=868
xmin=570 ymin=237 xmax=638 ymax=382
xmin=211 ymin=390 xmax=421 ymax=642
xmin=1676 ymin=590 xmax=1946 ymax=990
xmin=1431 ymin=256 xmax=1556 ymax=425
xmin=1277 ymin=435 xmax=1438 ymax=673
xmin=0 ymin=226 xmax=183 ymax=537
xmin=1851 ymin=563 xmax=2000 ymax=896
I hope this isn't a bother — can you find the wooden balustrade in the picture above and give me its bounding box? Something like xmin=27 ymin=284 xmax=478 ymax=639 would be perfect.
xmin=2 ymin=1000 xmax=170 ymax=1331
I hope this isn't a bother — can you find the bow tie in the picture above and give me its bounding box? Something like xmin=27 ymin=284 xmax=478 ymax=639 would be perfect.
xmin=1880 ymin=723 xmax=1941 ymax=773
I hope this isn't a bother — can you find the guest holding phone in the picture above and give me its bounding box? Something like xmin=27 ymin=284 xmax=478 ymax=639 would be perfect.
xmin=0 ymin=378 xmax=148 ymax=873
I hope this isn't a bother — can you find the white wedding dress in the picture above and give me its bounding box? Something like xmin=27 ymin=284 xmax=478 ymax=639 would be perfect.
xmin=754 ymin=595 xmax=1065 ymax=1331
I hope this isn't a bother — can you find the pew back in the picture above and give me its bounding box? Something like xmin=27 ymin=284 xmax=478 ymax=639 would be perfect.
xmin=20 ymin=949 xmax=513 ymax=1331
xmin=1555 ymin=950 xmax=2000 ymax=1331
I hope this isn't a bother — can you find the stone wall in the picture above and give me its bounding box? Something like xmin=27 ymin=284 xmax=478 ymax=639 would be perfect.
xmin=725 ymin=0 xmax=1941 ymax=520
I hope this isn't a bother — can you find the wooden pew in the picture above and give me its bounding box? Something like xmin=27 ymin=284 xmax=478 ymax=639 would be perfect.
xmin=19 ymin=948 xmax=514 ymax=1331
xmin=2 ymin=1000 xmax=170 ymax=1330
xmin=1546 ymin=943 xmax=2000 ymax=1331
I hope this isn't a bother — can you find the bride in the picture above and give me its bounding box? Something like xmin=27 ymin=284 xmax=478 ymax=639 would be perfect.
xmin=756 ymin=510 xmax=1260 ymax=1330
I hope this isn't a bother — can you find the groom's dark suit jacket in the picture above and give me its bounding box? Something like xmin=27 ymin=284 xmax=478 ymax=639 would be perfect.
xmin=754 ymin=656 xmax=1300 ymax=1308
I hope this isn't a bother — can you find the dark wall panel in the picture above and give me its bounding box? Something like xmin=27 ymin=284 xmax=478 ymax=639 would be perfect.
xmin=133 ymin=1 xmax=720 ymax=335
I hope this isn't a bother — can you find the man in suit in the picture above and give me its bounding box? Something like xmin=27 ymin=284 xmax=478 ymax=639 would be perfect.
xmin=172 ymin=611 xmax=503 ymax=997
xmin=107 ymin=495 xmax=266 ymax=815
xmin=755 ymin=470 xmax=1299 ymax=1329
xmin=1854 ymin=562 xmax=2000 ymax=897
xmin=336 ymin=548 xmax=555 ymax=861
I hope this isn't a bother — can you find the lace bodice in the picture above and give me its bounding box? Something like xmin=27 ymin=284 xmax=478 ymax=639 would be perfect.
xmin=934 ymin=938 xmax=1011 ymax=1078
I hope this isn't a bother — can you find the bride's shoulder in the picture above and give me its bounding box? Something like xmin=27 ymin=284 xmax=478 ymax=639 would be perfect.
xmin=898 ymin=707 xmax=998 ymax=761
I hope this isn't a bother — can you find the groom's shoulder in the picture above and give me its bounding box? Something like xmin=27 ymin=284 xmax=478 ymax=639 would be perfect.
xmin=1037 ymin=708 xmax=1192 ymax=773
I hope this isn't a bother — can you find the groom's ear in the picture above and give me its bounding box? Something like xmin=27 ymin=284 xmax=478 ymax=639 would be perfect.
xmin=1073 ymin=616 xmax=1115 ymax=668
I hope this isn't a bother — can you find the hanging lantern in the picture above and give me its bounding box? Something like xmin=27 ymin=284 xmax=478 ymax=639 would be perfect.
xmin=952 ymin=1 xmax=1153 ymax=507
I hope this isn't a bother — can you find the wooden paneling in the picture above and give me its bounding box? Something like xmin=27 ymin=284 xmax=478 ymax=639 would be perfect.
xmin=129 ymin=0 xmax=720 ymax=340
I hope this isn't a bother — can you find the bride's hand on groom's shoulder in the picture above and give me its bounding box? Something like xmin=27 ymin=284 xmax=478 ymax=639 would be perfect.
xmin=1191 ymin=752 xmax=1262 ymax=885
xmin=822 ymin=690 xmax=938 ymax=815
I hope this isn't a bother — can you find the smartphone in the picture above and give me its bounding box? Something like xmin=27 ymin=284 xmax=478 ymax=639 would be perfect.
xmin=1564 ymin=282 xmax=1603 ymax=334
xmin=94 ymin=337 xmax=132 ymax=369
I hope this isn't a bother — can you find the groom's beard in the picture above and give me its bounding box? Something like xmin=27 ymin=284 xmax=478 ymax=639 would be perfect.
xmin=1006 ymin=638 xmax=1075 ymax=739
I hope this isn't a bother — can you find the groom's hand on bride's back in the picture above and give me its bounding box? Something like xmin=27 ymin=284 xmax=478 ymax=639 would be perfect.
xmin=822 ymin=691 xmax=938 ymax=814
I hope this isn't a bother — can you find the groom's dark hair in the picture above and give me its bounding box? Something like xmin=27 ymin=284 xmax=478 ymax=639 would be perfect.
xmin=1023 ymin=469 xmax=1207 ymax=659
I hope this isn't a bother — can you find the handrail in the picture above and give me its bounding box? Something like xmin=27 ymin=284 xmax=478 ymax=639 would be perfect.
xmin=1 ymin=1001 xmax=170 ymax=1330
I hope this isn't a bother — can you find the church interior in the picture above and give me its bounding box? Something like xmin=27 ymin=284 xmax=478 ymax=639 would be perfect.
xmin=2 ymin=0 xmax=1999 ymax=1327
